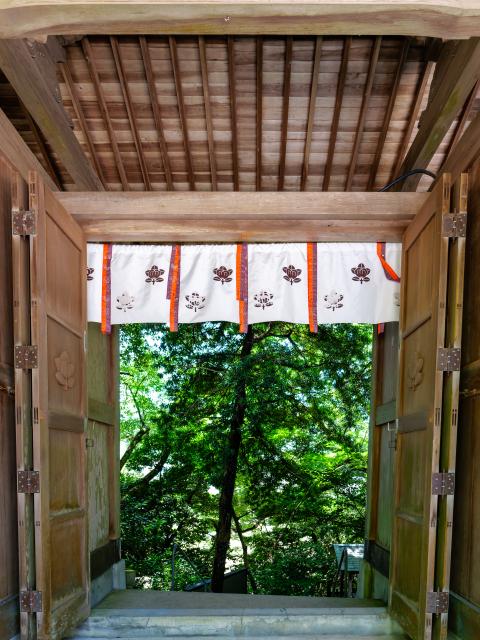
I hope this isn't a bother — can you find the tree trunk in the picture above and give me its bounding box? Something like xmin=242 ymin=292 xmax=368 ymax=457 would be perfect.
xmin=232 ymin=508 xmax=258 ymax=593
xmin=211 ymin=326 xmax=254 ymax=592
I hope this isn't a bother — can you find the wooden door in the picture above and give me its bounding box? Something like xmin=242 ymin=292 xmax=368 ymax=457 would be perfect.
xmin=13 ymin=171 xmax=89 ymax=639
xmin=390 ymin=173 xmax=467 ymax=640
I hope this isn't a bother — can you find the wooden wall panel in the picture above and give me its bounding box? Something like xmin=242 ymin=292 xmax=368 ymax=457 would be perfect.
xmin=86 ymin=323 xmax=120 ymax=574
xmin=87 ymin=420 xmax=111 ymax=552
xmin=0 ymin=157 xmax=19 ymax=640
xmin=450 ymin=158 xmax=480 ymax=637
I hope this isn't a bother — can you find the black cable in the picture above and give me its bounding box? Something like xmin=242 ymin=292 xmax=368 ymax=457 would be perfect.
xmin=377 ymin=168 xmax=436 ymax=192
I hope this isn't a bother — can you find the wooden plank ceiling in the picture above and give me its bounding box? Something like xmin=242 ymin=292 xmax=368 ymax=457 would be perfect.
xmin=1 ymin=35 xmax=478 ymax=193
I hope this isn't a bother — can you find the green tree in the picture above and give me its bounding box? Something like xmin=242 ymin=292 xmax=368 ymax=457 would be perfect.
xmin=119 ymin=321 xmax=372 ymax=594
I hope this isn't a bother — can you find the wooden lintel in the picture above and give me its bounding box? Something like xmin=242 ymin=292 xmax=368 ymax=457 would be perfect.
xmin=398 ymin=37 xmax=480 ymax=190
xmin=3 ymin=2 xmax=480 ymax=39
xmin=55 ymin=191 xmax=427 ymax=242
xmin=0 ymin=38 xmax=103 ymax=190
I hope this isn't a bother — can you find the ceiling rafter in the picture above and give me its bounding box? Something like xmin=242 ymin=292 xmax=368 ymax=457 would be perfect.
xmin=139 ymin=36 xmax=173 ymax=191
xmin=345 ymin=36 xmax=382 ymax=191
xmin=256 ymin=36 xmax=263 ymax=192
xmin=60 ymin=59 xmax=107 ymax=188
xmin=82 ymin=37 xmax=128 ymax=189
xmin=110 ymin=36 xmax=151 ymax=190
xmin=301 ymin=36 xmax=322 ymax=192
xmin=169 ymin=36 xmax=196 ymax=190
xmin=323 ymin=36 xmax=351 ymax=191
xmin=198 ymin=36 xmax=217 ymax=191
xmin=368 ymin=37 xmax=410 ymax=191
xmin=391 ymin=57 xmax=434 ymax=180
xmin=278 ymin=36 xmax=293 ymax=191
xmin=227 ymin=35 xmax=239 ymax=191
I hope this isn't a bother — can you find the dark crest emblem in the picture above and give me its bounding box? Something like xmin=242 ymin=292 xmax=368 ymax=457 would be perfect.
xmin=213 ymin=266 xmax=233 ymax=284
xmin=283 ymin=265 xmax=302 ymax=285
xmin=351 ymin=263 xmax=370 ymax=284
xmin=87 ymin=267 xmax=95 ymax=281
xmin=145 ymin=265 xmax=165 ymax=285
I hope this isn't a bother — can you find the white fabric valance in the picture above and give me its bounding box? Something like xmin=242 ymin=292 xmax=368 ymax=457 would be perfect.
xmin=87 ymin=243 xmax=401 ymax=333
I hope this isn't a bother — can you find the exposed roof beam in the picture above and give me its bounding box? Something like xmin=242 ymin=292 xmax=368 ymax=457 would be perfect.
xmin=444 ymin=79 xmax=480 ymax=161
xmin=169 ymin=36 xmax=195 ymax=190
xmin=198 ymin=36 xmax=217 ymax=191
xmin=139 ymin=36 xmax=173 ymax=190
xmin=323 ymin=36 xmax=350 ymax=191
xmin=56 ymin=190 xmax=427 ymax=243
xmin=391 ymin=58 xmax=434 ymax=180
xmin=0 ymin=105 xmax=57 ymax=190
xmin=19 ymin=98 xmax=63 ymax=189
xmin=278 ymin=36 xmax=292 ymax=191
xmin=345 ymin=36 xmax=381 ymax=191
xmin=0 ymin=38 xmax=103 ymax=190
xmin=4 ymin=2 xmax=480 ymax=39
xmin=59 ymin=59 xmax=107 ymax=188
xmin=110 ymin=36 xmax=151 ymax=190
xmin=367 ymin=37 xmax=410 ymax=190
xmin=440 ymin=107 xmax=480 ymax=184
xmin=227 ymin=35 xmax=239 ymax=191
xmin=82 ymin=36 xmax=128 ymax=189
xmin=301 ymin=36 xmax=322 ymax=192
xmin=256 ymin=36 xmax=263 ymax=192
xmin=398 ymin=37 xmax=480 ymax=191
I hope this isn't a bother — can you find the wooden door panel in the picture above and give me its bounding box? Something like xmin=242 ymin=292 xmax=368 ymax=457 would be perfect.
xmin=27 ymin=173 xmax=88 ymax=640
xmin=375 ymin=427 xmax=394 ymax=550
xmin=390 ymin=173 xmax=467 ymax=640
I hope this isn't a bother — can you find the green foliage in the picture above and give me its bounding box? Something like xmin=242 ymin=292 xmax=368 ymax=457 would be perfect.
xmin=119 ymin=321 xmax=372 ymax=594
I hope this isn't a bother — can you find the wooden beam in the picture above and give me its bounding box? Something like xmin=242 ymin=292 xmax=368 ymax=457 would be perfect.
xmin=278 ymin=36 xmax=292 ymax=191
xmin=56 ymin=190 xmax=427 ymax=242
xmin=59 ymin=59 xmax=107 ymax=188
xmin=227 ymin=35 xmax=239 ymax=191
xmin=391 ymin=58 xmax=434 ymax=180
xmin=110 ymin=36 xmax=151 ymax=190
xmin=19 ymin=98 xmax=62 ymax=189
xmin=4 ymin=2 xmax=480 ymax=40
xmin=256 ymin=36 xmax=263 ymax=192
xmin=345 ymin=36 xmax=381 ymax=191
xmin=444 ymin=79 xmax=480 ymax=162
xmin=139 ymin=36 xmax=173 ymax=190
xmin=0 ymin=105 xmax=57 ymax=190
xmin=82 ymin=37 xmax=128 ymax=189
xmin=398 ymin=37 xmax=480 ymax=190
xmin=198 ymin=36 xmax=217 ymax=191
xmin=301 ymin=36 xmax=322 ymax=192
xmin=367 ymin=37 xmax=410 ymax=191
xmin=323 ymin=36 xmax=350 ymax=191
xmin=169 ymin=36 xmax=195 ymax=190
xmin=440 ymin=107 xmax=480 ymax=185
xmin=0 ymin=38 xmax=103 ymax=190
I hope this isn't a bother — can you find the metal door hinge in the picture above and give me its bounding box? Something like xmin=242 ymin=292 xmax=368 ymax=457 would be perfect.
xmin=443 ymin=213 xmax=467 ymax=238
xmin=17 ymin=470 xmax=40 ymax=494
xmin=432 ymin=472 xmax=455 ymax=496
xmin=437 ymin=347 xmax=461 ymax=372
xmin=12 ymin=209 xmax=36 ymax=236
xmin=14 ymin=345 xmax=38 ymax=369
xmin=20 ymin=590 xmax=42 ymax=613
xmin=426 ymin=591 xmax=449 ymax=614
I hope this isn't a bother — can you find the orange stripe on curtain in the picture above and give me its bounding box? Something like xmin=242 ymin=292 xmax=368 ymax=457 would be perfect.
xmin=101 ymin=243 xmax=112 ymax=335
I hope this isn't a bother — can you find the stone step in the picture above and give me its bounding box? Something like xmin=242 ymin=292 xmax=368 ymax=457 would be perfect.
xmin=67 ymin=636 xmax=409 ymax=640
xmin=68 ymin=612 xmax=404 ymax=638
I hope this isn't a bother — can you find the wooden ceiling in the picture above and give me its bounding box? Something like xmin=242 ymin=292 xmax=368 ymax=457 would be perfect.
xmin=1 ymin=34 xmax=479 ymax=193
